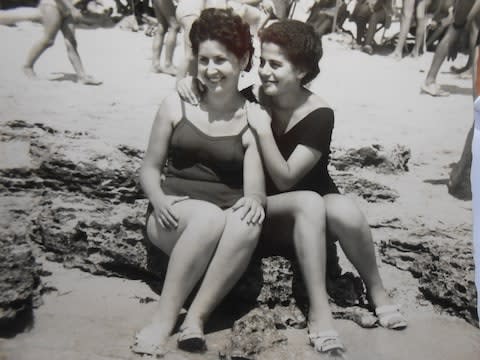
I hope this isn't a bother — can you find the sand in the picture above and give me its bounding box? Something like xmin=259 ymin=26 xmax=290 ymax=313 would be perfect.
xmin=0 ymin=18 xmax=479 ymax=360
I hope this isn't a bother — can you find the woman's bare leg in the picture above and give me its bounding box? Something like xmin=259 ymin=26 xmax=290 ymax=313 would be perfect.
xmin=60 ymin=18 xmax=102 ymax=85
xmin=152 ymin=0 xmax=178 ymax=74
xmin=264 ymin=191 xmax=334 ymax=334
xmin=323 ymin=194 xmax=390 ymax=308
xmin=134 ymin=200 xmax=226 ymax=355
xmin=23 ymin=4 xmax=62 ymax=77
xmin=180 ymin=208 xmax=261 ymax=335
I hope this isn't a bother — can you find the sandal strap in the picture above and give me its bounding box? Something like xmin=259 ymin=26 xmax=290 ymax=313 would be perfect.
xmin=375 ymin=305 xmax=400 ymax=316
xmin=308 ymin=330 xmax=344 ymax=352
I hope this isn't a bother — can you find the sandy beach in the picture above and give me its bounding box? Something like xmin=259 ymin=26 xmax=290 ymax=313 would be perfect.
xmin=0 ymin=15 xmax=479 ymax=360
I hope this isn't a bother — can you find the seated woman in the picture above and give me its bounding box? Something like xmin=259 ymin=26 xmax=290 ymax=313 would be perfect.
xmin=134 ymin=8 xmax=266 ymax=357
xmin=350 ymin=0 xmax=392 ymax=55
xmin=175 ymin=18 xmax=407 ymax=357
xmin=248 ymin=19 xmax=408 ymax=347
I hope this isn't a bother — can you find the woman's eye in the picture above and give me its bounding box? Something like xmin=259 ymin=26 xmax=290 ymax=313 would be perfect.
xmin=270 ymin=62 xmax=280 ymax=69
xmin=214 ymin=57 xmax=226 ymax=64
xmin=259 ymin=58 xmax=265 ymax=67
xmin=198 ymin=57 xmax=208 ymax=65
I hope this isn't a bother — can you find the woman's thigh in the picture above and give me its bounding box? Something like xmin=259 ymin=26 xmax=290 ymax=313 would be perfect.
xmin=39 ymin=4 xmax=63 ymax=38
xmin=259 ymin=191 xmax=323 ymax=255
xmin=152 ymin=0 xmax=177 ymax=27
xmin=146 ymin=199 xmax=224 ymax=256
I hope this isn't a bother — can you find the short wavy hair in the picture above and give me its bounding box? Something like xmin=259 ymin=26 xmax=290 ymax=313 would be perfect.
xmin=259 ymin=20 xmax=323 ymax=84
xmin=190 ymin=8 xmax=254 ymax=71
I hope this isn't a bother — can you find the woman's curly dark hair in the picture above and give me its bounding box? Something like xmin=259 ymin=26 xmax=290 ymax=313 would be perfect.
xmin=259 ymin=20 xmax=323 ymax=85
xmin=190 ymin=8 xmax=254 ymax=71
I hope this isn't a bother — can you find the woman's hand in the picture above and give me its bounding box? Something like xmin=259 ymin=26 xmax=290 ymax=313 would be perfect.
xmin=153 ymin=195 xmax=190 ymax=230
xmin=232 ymin=196 xmax=265 ymax=225
xmin=176 ymin=76 xmax=203 ymax=106
xmin=246 ymin=103 xmax=272 ymax=135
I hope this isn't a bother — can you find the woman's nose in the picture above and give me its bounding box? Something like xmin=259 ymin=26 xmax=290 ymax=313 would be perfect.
xmin=259 ymin=64 xmax=270 ymax=77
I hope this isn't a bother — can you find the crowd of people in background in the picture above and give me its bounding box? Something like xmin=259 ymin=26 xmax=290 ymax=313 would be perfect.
xmin=1 ymin=0 xmax=480 ymax=95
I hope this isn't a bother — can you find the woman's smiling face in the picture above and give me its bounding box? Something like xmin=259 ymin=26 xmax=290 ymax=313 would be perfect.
xmin=258 ymin=42 xmax=304 ymax=96
xmin=197 ymin=40 xmax=243 ymax=93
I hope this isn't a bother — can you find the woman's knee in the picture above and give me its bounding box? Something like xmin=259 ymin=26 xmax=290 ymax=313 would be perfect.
xmin=189 ymin=203 xmax=226 ymax=237
xmin=224 ymin=211 xmax=262 ymax=249
xmin=291 ymin=191 xmax=326 ymax=222
xmin=325 ymin=195 xmax=367 ymax=231
xmin=40 ymin=36 xmax=56 ymax=48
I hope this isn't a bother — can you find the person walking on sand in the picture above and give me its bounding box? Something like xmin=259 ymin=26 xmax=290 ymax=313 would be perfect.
xmin=421 ymin=0 xmax=480 ymax=96
xmin=22 ymin=0 xmax=102 ymax=85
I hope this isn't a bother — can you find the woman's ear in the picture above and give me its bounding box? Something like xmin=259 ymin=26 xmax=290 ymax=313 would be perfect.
xmin=296 ymin=68 xmax=308 ymax=82
xmin=240 ymin=52 xmax=250 ymax=71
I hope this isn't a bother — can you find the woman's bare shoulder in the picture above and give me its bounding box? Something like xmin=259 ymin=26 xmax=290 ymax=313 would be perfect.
xmin=308 ymin=92 xmax=331 ymax=110
xmin=154 ymin=92 xmax=184 ymax=125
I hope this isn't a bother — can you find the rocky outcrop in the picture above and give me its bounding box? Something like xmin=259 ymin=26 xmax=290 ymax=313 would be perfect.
xmin=331 ymin=144 xmax=411 ymax=173
xmin=1 ymin=120 xmax=474 ymax=334
xmin=220 ymin=307 xmax=288 ymax=360
xmin=333 ymin=172 xmax=399 ymax=202
xmin=0 ymin=233 xmax=41 ymax=328
xmin=380 ymin=225 xmax=478 ymax=326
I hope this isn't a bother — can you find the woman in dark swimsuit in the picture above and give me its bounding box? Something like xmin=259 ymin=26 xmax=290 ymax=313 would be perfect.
xmin=134 ymin=8 xmax=267 ymax=357
xmin=246 ymin=20 xmax=408 ymax=354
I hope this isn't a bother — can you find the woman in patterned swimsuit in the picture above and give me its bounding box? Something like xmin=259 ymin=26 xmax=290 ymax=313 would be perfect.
xmin=133 ymin=8 xmax=267 ymax=357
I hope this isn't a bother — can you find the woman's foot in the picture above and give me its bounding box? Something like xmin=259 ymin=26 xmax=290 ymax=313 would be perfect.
xmin=79 ymin=74 xmax=102 ymax=86
xmin=308 ymin=328 xmax=345 ymax=354
xmin=152 ymin=64 xmax=177 ymax=76
xmin=23 ymin=66 xmax=36 ymax=79
xmin=421 ymin=82 xmax=449 ymax=97
xmin=307 ymin=317 xmax=345 ymax=354
xmin=131 ymin=323 xmax=169 ymax=357
xmin=375 ymin=305 xmax=408 ymax=330
xmin=177 ymin=318 xmax=206 ymax=352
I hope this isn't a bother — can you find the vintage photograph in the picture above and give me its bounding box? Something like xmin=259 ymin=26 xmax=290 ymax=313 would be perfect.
xmin=0 ymin=0 xmax=479 ymax=359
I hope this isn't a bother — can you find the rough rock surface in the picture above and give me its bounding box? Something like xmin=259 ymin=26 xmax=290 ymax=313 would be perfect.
xmin=380 ymin=225 xmax=478 ymax=326
xmin=331 ymin=144 xmax=411 ymax=173
xmin=0 ymin=233 xmax=41 ymax=327
xmin=333 ymin=172 xmax=399 ymax=202
xmin=1 ymin=120 xmax=474 ymax=335
xmin=220 ymin=307 xmax=288 ymax=360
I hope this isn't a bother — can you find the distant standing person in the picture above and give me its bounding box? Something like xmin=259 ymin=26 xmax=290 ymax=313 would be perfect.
xmin=421 ymin=0 xmax=480 ymax=96
xmin=23 ymin=0 xmax=102 ymax=85
xmin=151 ymin=0 xmax=179 ymax=74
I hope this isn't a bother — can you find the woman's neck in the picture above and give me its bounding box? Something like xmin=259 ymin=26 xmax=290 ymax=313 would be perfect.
xmin=204 ymin=90 xmax=243 ymax=114
xmin=271 ymin=86 xmax=309 ymax=113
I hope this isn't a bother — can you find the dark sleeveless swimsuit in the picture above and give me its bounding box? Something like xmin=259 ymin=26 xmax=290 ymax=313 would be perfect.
xmin=146 ymin=101 xmax=249 ymax=225
xmin=162 ymin=116 xmax=248 ymax=209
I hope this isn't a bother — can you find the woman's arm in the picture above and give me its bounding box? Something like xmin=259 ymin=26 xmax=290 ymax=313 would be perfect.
xmin=232 ymin=128 xmax=266 ymax=224
xmin=247 ymin=104 xmax=323 ymax=191
xmin=140 ymin=94 xmax=186 ymax=229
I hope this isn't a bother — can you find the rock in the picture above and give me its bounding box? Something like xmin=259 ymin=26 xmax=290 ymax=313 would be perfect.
xmin=220 ymin=307 xmax=288 ymax=360
xmin=0 ymin=233 xmax=41 ymax=326
xmin=331 ymin=144 xmax=411 ymax=173
xmin=333 ymin=172 xmax=399 ymax=202
xmin=380 ymin=225 xmax=478 ymax=326
xmin=1 ymin=120 xmax=474 ymax=337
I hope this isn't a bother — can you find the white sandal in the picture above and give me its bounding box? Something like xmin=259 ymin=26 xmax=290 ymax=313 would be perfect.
xmin=375 ymin=305 xmax=408 ymax=330
xmin=308 ymin=329 xmax=345 ymax=353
